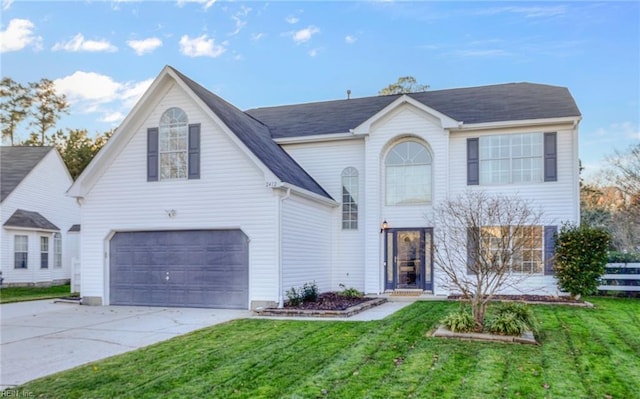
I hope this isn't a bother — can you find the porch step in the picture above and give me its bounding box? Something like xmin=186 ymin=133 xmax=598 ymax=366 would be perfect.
xmin=390 ymin=289 xmax=426 ymax=297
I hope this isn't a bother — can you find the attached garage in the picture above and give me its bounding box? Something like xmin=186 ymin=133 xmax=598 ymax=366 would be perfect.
xmin=109 ymin=230 xmax=249 ymax=309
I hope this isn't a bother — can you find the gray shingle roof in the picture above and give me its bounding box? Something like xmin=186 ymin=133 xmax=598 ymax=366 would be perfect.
xmin=1 ymin=146 xmax=53 ymax=202
xmin=3 ymin=209 xmax=60 ymax=231
xmin=171 ymin=67 xmax=332 ymax=200
xmin=68 ymin=224 xmax=81 ymax=232
xmin=246 ymin=83 xmax=581 ymax=139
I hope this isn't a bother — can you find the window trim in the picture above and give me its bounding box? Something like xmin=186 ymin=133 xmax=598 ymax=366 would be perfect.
xmin=384 ymin=139 xmax=433 ymax=206
xmin=53 ymin=232 xmax=62 ymax=268
xmin=14 ymin=235 xmax=28 ymax=269
xmin=478 ymin=225 xmax=544 ymax=275
xmin=478 ymin=132 xmax=544 ymax=185
xmin=159 ymin=107 xmax=189 ymax=181
xmin=341 ymin=167 xmax=359 ymax=230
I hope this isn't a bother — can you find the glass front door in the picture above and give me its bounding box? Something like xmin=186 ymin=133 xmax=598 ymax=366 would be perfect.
xmin=385 ymin=228 xmax=433 ymax=291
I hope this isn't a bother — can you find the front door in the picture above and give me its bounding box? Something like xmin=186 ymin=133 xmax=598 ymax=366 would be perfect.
xmin=385 ymin=228 xmax=433 ymax=291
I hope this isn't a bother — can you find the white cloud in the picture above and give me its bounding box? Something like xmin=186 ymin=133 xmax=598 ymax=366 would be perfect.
xmin=345 ymin=35 xmax=357 ymax=44
xmin=52 ymin=33 xmax=117 ymax=52
xmin=127 ymin=37 xmax=163 ymax=55
xmin=179 ymin=34 xmax=226 ymax=57
xmin=230 ymin=16 xmax=247 ymax=36
xmin=286 ymin=16 xmax=299 ymax=24
xmin=309 ymin=48 xmax=319 ymax=57
xmin=595 ymin=122 xmax=640 ymax=141
xmin=478 ymin=5 xmax=567 ymax=18
xmin=292 ymin=25 xmax=319 ymax=44
xmin=251 ymin=32 xmax=265 ymax=41
xmin=53 ymin=71 xmax=153 ymax=125
xmin=450 ymin=49 xmax=509 ymax=58
xmin=2 ymin=0 xmax=14 ymax=11
xmin=176 ymin=0 xmax=216 ymax=10
xmin=0 ymin=18 xmax=43 ymax=53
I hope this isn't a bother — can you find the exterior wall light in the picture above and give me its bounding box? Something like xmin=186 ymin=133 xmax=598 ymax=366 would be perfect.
xmin=380 ymin=220 xmax=389 ymax=233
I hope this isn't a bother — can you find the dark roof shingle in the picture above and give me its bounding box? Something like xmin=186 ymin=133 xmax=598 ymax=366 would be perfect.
xmin=246 ymin=83 xmax=581 ymax=138
xmin=3 ymin=209 xmax=60 ymax=231
xmin=1 ymin=146 xmax=53 ymax=202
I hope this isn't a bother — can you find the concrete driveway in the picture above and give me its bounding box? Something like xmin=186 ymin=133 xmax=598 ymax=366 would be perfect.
xmin=0 ymin=300 xmax=250 ymax=389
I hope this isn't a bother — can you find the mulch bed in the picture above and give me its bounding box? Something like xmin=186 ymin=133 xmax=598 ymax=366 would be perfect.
xmin=284 ymin=292 xmax=372 ymax=311
xmin=448 ymin=294 xmax=586 ymax=304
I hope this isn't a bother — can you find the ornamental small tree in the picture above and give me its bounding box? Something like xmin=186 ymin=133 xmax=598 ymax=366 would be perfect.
xmin=554 ymin=223 xmax=610 ymax=298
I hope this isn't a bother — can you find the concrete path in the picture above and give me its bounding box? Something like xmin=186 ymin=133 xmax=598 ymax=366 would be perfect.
xmin=0 ymin=300 xmax=250 ymax=389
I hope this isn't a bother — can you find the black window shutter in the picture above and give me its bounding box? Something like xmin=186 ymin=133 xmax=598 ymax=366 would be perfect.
xmin=544 ymin=225 xmax=558 ymax=275
xmin=544 ymin=132 xmax=557 ymax=182
xmin=467 ymin=227 xmax=480 ymax=275
xmin=147 ymin=128 xmax=159 ymax=182
xmin=188 ymin=123 xmax=201 ymax=180
xmin=467 ymin=138 xmax=479 ymax=185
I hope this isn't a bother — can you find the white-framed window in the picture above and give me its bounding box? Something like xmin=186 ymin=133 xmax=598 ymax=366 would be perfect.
xmin=14 ymin=235 xmax=28 ymax=269
xmin=40 ymin=236 xmax=49 ymax=269
xmin=385 ymin=140 xmax=432 ymax=205
xmin=341 ymin=167 xmax=359 ymax=230
xmin=480 ymin=226 xmax=543 ymax=274
xmin=53 ymin=233 xmax=62 ymax=268
xmin=479 ymin=133 xmax=543 ymax=185
xmin=159 ymin=107 xmax=188 ymax=180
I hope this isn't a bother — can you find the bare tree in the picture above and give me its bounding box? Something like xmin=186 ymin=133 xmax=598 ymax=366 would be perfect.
xmin=0 ymin=77 xmax=32 ymax=145
xmin=433 ymin=191 xmax=543 ymax=330
xmin=608 ymin=143 xmax=640 ymax=198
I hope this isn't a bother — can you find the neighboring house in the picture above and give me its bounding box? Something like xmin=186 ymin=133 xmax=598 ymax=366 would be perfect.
xmin=0 ymin=146 xmax=80 ymax=287
xmin=68 ymin=66 xmax=581 ymax=309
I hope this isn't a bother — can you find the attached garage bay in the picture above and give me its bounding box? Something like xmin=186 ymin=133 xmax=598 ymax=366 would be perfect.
xmin=109 ymin=230 xmax=249 ymax=309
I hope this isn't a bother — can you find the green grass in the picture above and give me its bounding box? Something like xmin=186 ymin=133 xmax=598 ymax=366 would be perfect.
xmin=0 ymin=283 xmax=72 ymax=304
xmin=11 ymin=298 xmax=640 ymax=398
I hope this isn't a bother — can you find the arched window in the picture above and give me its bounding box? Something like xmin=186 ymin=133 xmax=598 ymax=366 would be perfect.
xmin=53 ymin=232 xmax=62 ymax=268
xmin=385 ymin=140 xmax=432 ymax=205
xmin=159 ymin=107 xmax=188 ymax=180
xmin=342 ymin=167 xmax=359 ymax=229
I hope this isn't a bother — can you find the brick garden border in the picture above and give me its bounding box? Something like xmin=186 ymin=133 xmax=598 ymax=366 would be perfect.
xmin=254 ymin=297 xmax=387 ymax=318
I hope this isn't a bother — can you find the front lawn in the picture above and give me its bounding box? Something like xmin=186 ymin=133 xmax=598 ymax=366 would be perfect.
xmin=0 ymin=284 xmax=72 ymax=304
xmin=12 ymin=298 xmax=639 ymax=398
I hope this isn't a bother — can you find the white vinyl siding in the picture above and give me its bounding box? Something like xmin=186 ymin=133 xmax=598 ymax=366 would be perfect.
xmin=479 ymin=133 xmax=543 ymax=185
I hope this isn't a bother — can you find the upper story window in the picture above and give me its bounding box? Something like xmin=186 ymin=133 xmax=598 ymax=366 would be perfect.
xmin=159 ymin=107 xmax=188 ymax=180
xmin=342 ymin=167 xmax=359 ymax=230
xmin=147 ymin=108 xmax=200 ymax=182
xmin=14 ymin=235 xmax=28 ymax=269
xmin=385 ymin=140 xmax=432 ymax=205
xmin=479 ymin=133 xmax=543 ymax=184
xmin=468 ymin=132 xmax=557 ymax=186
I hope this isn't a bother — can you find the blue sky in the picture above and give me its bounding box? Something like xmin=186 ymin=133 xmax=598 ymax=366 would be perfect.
xmin=1 ymin=1 xmax=638 ymax=179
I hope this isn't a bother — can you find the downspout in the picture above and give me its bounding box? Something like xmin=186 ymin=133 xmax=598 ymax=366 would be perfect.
xmin=278 ymin=187 xmax=292 ymax=307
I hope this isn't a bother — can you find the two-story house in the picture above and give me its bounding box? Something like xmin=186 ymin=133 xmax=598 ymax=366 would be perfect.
xmin=68 ymin=66 xmax=581 ymax=309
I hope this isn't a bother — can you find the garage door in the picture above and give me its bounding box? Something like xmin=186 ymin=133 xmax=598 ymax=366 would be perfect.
xmin=110 ymin=230 xmax=248 ymax=309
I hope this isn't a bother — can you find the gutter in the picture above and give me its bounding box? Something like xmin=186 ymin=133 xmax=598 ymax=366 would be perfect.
xmin=279 ymin=182 xmax=339 ymax=207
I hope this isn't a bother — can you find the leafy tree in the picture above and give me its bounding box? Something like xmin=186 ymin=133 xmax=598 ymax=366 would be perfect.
xmin=378 ymin=76 xmax=429 ymax=95
xmin=554 ymin=223 xmax=610 ymax=298
xmin=0 ymin=77 xmax=32 ymax=145
xmin=27 ymin=78 xmax=69 ymax=146
xmin=433 ymin=191 xmax=543 ymax=331
xmin=48 ymin=128 xmax=113 ymax=179
xmin=608 ymin=143 xmax=640 ymax=199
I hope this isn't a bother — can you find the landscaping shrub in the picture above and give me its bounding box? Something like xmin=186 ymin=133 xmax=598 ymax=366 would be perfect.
xmin=338 ymin=283 xmax=363 ymax=298
xmin=440 ymin=307 xmax=475 ymax=333
xmin=554 ymin=223 xmax=611 ymax=298
xmin=286 ymin=281 xmax=318 ymax=306
xmin=487 ymin=312 xmax=528 ymax=336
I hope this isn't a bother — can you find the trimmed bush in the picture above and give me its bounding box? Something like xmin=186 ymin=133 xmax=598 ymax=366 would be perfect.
xmin=555 ymin=223 xmax=611 ymax=298
xmin=487 ymin=312 xmax=528 ymax=336
xmin=608 ymin=251 xmax=640 ymax=263
xmin=338 ymin=283 xmax=363 ymax=298
xmin=302 ymin=281 xmax=318 ymax=302
xmin=440 ymin=307 xmax=475 ymax=333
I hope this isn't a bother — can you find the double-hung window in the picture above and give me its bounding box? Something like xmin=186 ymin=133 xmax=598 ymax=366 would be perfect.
xmin=479 ymin=133 xmax=543 ymax=184
xmin=14 ymin=235 xmax=28 ymax=269
xmin=53 ymin=233 xmax=62 ymax=268
xmin=40 ymin=236 xmax=49 ymax=269
xmin=479 ymin=226 xmax=543 ymax=274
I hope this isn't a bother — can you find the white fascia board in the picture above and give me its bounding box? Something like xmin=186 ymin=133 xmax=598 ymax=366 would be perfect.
xmin=3 ymin=226 xmax=60 ymax=234
xmin=278 ymin=183 xmax=338 ymax=208
xmin=67 ymin=66 xmax=175 ymax=198
xmin=451 ymin=116 xmax=582 ymax=132
xmin=352 ymin=94 xmax=460 ymax=135
xmin=274 ymin=132 xmax=365 ymax=145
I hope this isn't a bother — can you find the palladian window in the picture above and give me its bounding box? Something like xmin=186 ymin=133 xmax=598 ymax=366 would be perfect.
xmin=385 ymin=141 xmax=432 ymax=205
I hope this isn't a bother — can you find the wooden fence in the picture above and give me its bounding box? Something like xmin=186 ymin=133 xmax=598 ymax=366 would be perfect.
xmin=598 ymin=263 xmax=640 ymax=294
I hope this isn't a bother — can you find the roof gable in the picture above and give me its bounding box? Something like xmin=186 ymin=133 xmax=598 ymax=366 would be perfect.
xmin=0 ymin=146 xmax=53 ymax=202
xmin=3 ymin=209 xmax=60 ymax=231
xmin=246 ymin=82 xmax=581 ymax=138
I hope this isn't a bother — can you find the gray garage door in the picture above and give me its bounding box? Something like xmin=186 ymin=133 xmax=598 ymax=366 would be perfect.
xmin=110 ymin=230 xmax=248 ymax=309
